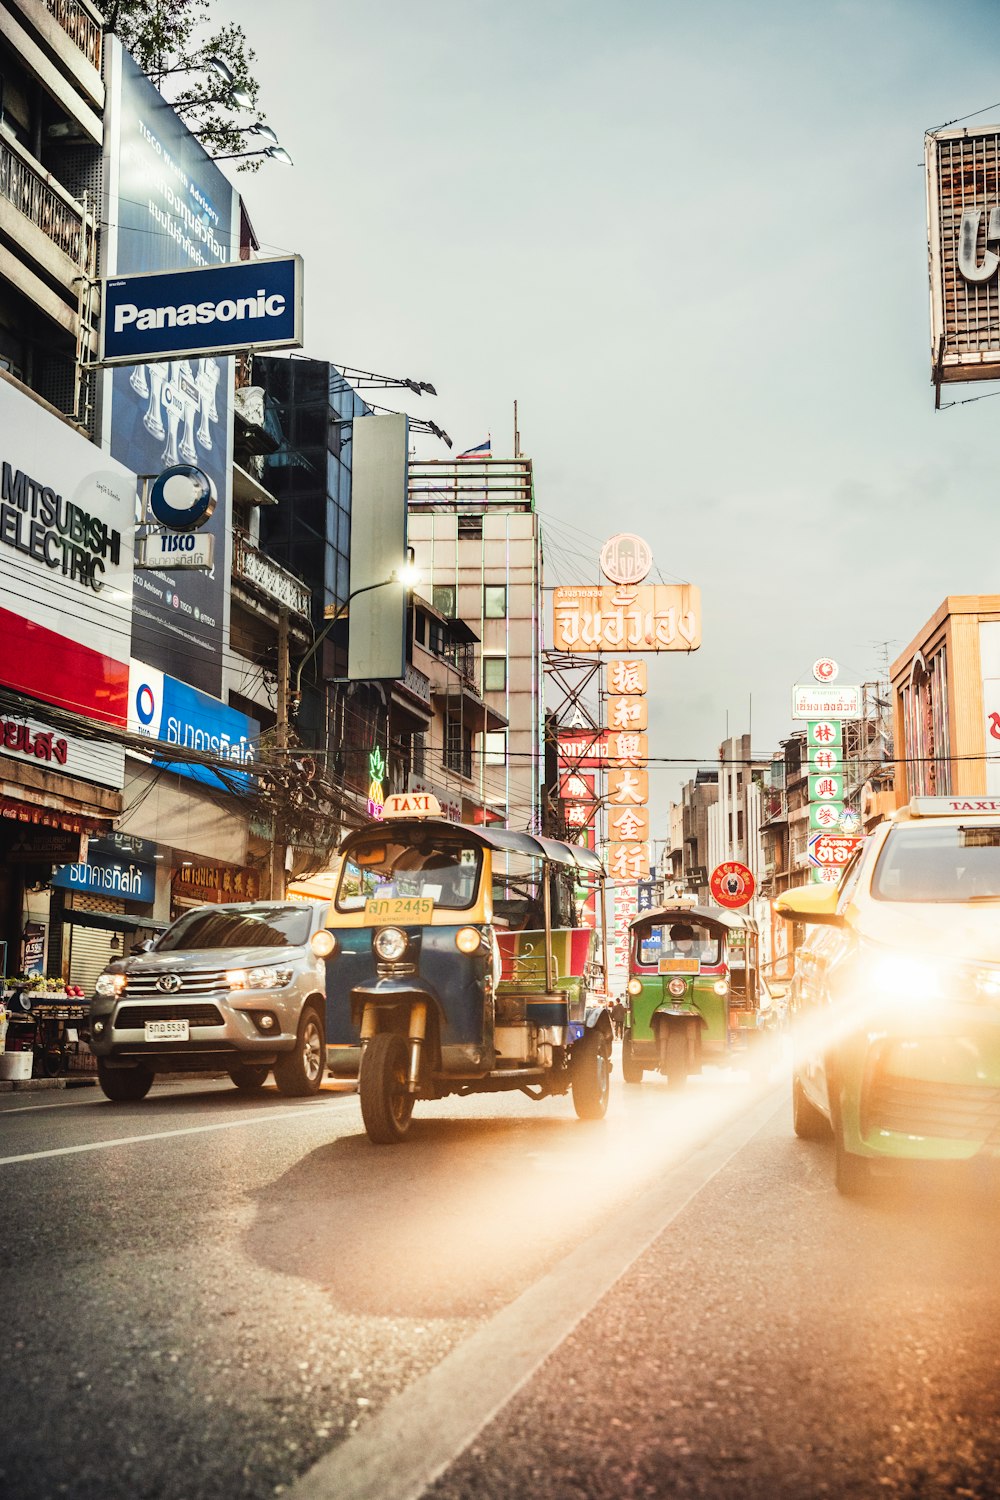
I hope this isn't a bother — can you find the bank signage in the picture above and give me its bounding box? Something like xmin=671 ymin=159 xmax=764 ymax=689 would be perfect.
xmin=137 ymin=529 xmax=215 ymax=570
xmin=127 ymin=660 xmax=258 ymax=792
xmin=100 ymin=255 xmax=304 ymax=366
xmin=52 ymin=852 xmax=156 ymax=903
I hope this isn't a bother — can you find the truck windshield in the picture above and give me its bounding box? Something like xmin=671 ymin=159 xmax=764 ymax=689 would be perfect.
xmin=337 ymin=836 xmax=482 ymax=912
xmin=872 ymin=825 xmax=1000 ymax=903
xmin=156 ymin=906 xmax=312 ymax=950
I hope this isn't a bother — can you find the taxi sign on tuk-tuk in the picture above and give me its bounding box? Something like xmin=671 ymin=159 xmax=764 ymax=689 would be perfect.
xmin=381 ymin=792 xmax=442 ymax=818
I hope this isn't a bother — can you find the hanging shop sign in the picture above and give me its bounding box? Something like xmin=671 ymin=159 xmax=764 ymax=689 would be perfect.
xmin=637 ymin=880 xmax=660 ymax=913
xmin=606 ymin=659 xmax=648 ymax=695
xmin=559 ymin=771 xmax=596 ymax=802
xmin=812 ymin=657 xmax=839 ymax=683
xmin=808 ymin=832 xmax=861 ymax=868
xmin=137 ymin=529 xmax=215 ymax=570
xmin=552 ymin=584 xmax=701 ymax=653
xmin=100 ymin=254 xmax=304 ymax=366
xmin=607 ymin=696 xmax=648 ymax=732
xmin=367 ymin=746 xmax=386 ymax=819
xmin=173 ymin=863 xmax=261 ymax=904
xmin=709 ymin=860 xmax=756 ymax=909
xmin=607 ymin=732 xmax=648 ymax=768
xmin=806 ymin=720 xmax=843 ymax=750
xmin=807 ymin=744 xmax=842 ymax=773
xmin=599 ymin=533 xmax=653 ymax=586
xmin=0 ymin=712 xmax=125 ymax=789
xmin=809 ymin=802 xmax=845 ymax=831
xmin=926 ymin=127 xmax=1000 ymax=386
xmin=809 ymin=774 xmax=844 ymax=802
xmin=607 ymin=842 xmax=651 ymax=881
xmin=607 ymin=767 xmax=649 ymax=806
xmin=147 ymin=465 xmax=216 ymax=531
xmin=127 ymin=660 xmax=258 ymax=792
xmin=792 ymin=686 xmax=861 ymax=720
xmin=52 ymin=852 xmax=156 ymax=903
xmin=608 ymin=805 xmax=649 ymax=842
xmin=557 ymin=730 xmax=610 ymax=767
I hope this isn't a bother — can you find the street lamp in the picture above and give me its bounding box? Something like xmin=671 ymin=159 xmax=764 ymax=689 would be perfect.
xmin=212 ymin=144 xmax=293 ymax=164
xmin=293 ymin=553 xmax=420 ymax=705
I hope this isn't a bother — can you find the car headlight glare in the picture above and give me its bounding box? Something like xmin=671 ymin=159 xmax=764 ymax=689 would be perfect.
xmin=95 ymin=973 xmax=126 ymax=998
xmin=455 ymin=926 xmax=482 ymax=954
xmin=373 ymin=926 xmax=408 ymax=961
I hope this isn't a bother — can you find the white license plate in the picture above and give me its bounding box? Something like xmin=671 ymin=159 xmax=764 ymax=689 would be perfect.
xmin=144 ymin=1019 xmax=190 ymax=1042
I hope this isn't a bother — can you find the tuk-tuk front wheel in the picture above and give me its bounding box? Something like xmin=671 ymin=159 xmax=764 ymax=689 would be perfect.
xmin=360 ymin=1032 xmax=415 ymax=1145
xmin=621 ymin=1029 xmax=644 ymax=1086
xmin=571 ymin=1031 xmax=610 ymax=1121
xmin=662 ymin=1024 xmax=688 ymax=1091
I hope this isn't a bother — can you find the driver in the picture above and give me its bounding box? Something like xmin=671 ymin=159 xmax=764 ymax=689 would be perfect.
xmin=668 ymin=923 xmax=696 ymax=955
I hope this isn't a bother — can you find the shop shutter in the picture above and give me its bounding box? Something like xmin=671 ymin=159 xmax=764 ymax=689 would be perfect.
xmin=68 ymin=897 xmax=126 ymax=996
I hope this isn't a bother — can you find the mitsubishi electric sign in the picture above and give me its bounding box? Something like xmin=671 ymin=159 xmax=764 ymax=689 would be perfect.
xmin=100 ymin=254 xmax=303 ymax=366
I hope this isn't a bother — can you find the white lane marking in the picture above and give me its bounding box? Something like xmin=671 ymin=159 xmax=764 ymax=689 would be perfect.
xmin=0 ymin=1096 xmax=358 ymax=1165
xmin=0 ymin=1081 xmax=357 ymax=1116
xmin=289 ymin=1089 xmax=783 ymax=1500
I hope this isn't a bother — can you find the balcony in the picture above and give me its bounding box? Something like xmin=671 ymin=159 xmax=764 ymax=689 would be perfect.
xmin=0 ymin=135 xmax=93 ymax=266
xmin=231 ymin=532 xmax=312 ymax=622
xmin=44 ymin=0 xmax=103 ymax=71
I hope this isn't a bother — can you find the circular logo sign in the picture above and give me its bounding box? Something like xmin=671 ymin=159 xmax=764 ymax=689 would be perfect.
xmin=812 ymin=657 xmax=839 ymax=683
xmin=709 ymin=861 xmax=756 ymax=909
xmin=599 ymin=533 xmax=653 ymax=586
xmin=839 ymin=808 xmax=862 ymax=837
xmin=148 ymin=465 xmax=217 ymax=531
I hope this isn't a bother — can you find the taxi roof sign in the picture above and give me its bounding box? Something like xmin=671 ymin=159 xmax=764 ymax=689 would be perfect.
xmin=381 ymin=792 xmax=443 ymax=819
xmin=909 ymin=796 xmax=1000 ymax=817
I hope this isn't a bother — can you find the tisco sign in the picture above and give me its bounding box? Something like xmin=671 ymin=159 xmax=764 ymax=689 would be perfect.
xmin=101 ymin=254 xmax=303 ymax=365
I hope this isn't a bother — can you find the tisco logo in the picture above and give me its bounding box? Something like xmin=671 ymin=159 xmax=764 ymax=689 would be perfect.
xmin=134 ymin=682 xmax=156 ymax=726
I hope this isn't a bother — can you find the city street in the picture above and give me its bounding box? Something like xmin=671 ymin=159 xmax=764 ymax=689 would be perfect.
xmin=3 ymin=1047 xmax=999 ymax=1500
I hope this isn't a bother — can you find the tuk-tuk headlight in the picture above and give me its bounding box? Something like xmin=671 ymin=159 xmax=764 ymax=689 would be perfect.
xmin=373 ymin=927 xmax=408 ymax=961
xmin=627 ymin=977 xmax=642 ymax=996
xmin=668 ymin=978 xmax=687 ymax=998
xmin=713 ymin=980 xmax=729 ymax=996
xmin=455 ymin=927 xmax=482 ymax=955
xmin=311 ymin=930 xmax=337 ymax=958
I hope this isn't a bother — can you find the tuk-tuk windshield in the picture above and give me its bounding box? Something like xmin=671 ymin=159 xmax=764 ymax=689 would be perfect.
xmin=335 ymin=834 xmax=483 ymax=913
xmin=637 ymin=921 xmax=722 ymax=968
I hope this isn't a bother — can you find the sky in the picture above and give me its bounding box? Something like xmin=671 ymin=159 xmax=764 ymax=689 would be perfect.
xmin=210 ymin=0 xmax=1000 ymax=841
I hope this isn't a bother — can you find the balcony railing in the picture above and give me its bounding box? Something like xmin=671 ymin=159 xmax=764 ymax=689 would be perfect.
xmin=45 ymin=0 xmax=103 ymax=70
xmin=232 ymin=532 xmax=312 ymax=620
xmin=0 ymin=136 xmax=93 ymax=266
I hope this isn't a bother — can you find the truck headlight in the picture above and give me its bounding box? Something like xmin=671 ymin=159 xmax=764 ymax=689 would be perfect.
xmin=95 ymin=973 xmax=126 ymax=998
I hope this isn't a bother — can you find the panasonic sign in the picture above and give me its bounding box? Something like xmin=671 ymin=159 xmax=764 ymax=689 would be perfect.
xmin=100 ymin=253 xmax=303 ymax=365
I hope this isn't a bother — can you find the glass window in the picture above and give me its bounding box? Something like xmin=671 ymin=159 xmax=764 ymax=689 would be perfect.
xmin=156 ymin=905 xmax=311 ymax=950
xmin=637 ymin=922 xmax=721 ymax=968
xmin=483 ymin=656 xmax=507 ymax=692
xmin=872 ymin=824 xmax=1000 ymax=903
xmin=335 ymin=837 xmax=482 ymax=912
xmin=433 ymin=585 xmax=456 ymax=616
xmin=483 ymin=731 xmax=507 ymax=766
xmin=484 ymin=585 xmax=506 ymax=618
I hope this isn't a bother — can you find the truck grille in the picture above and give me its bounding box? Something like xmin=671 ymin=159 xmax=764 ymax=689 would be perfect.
xmin=124 ymin=970 xmax=230 ymax=998
xmin=115 ymin=1004 xmax=225 ymax=1030
xmin=865 ymin=1075 xmax=1000 ymax=1144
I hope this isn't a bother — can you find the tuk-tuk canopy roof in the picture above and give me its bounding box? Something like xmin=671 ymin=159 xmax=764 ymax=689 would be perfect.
xmin=628 ymin=903 xmax=756 ymax=934
xmin=339 ymin=818 xmax=605 ymax=875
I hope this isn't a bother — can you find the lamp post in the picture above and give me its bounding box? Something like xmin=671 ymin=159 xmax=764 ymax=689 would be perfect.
xmin=266 ymin=556 xmax=419 ymax=899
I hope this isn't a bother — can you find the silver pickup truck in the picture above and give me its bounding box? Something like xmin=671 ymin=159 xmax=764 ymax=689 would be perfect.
xmin=88 ymin=900 xmax=334 ymax=1101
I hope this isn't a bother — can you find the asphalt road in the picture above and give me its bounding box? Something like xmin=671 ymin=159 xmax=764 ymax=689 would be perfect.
xmin=2 ymin=1050 xmax=999 ymax=1500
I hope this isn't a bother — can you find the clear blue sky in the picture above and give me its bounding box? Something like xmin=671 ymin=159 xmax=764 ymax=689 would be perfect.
xmin=214 ymin=0 xmax=1000 ymax=829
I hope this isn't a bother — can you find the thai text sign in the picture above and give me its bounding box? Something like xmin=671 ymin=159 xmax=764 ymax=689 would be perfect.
xmin=808 ymin=832 xmax=861 ymax=868
xmin=553 ymin=584 xmax=701 ymax=652
xmin=792 ymin=686 xmax=861 ymax=720
xmin=52 ymin=854 xmax=156 ymax=903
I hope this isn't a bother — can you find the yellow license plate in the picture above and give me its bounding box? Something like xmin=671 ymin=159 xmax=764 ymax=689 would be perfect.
xmin=659 ymin=958 xmax=699 ymax=975
xmin=364 ymin=897 xmax=435 ymax=924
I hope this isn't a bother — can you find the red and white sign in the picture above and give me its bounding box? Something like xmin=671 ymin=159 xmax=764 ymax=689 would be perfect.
xmin=792 ymin=685 xmax=861 ymax=720
xmin=0 ymin=379 xmax=135 ymax=725
xmin=0 ymin=711 xmax=124 ymax=789
xmin=599 ymin=533 xmax=653 ymax=586
xmin=557 ymin=730 xmax=610 ymax=767
xmin=808 ymin=832 xmax=861 ymax=867
xmin=812 ymin=657 xmax=839 ymax=683
xmin=710 ymin=861 xmax=756 ymax=909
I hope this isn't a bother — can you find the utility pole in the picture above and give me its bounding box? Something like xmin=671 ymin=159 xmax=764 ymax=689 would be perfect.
xmin=270 ymin=606 xmax=289 ymax=899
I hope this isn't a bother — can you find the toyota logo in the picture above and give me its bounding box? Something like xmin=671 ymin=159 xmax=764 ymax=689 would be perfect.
xmin=156 ymin=974 xmax=182 ymax=993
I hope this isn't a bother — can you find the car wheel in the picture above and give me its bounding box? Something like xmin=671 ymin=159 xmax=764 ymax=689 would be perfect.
xmin=359 ymin=1032 xmax=414 ymax=1144
xmin=834 ymin=1123 xmax=872 ymax=1197
xmin=621 ymin=1028 xmax=644 ymax=1085
xmin=273 ymin=1006 xmax=325 ymax=1097
xmin=97 ymin=1061 xmax=153 ymax=1102
xmin=571 ymin=1030 xmax=610 ymax=1120
xmin=228 ymin=1063 xmax=270 ymax=1093
xmin=663 ymin=1025 xmax=688 ymax=1090
xmin=792 ymin=1073 xmax=829 ymax=1140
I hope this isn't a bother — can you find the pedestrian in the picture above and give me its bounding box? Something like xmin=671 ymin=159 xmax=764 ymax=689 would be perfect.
xmin=612 ymin=996 xmax=626 ymax=1039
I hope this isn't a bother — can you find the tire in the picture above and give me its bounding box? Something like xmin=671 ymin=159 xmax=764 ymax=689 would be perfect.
xmin=228 ymin=1063 xmax=270 ymax=1093
xmin=97 ymin=1061 xmax=153 ymax=1102
xmin=792 ymin=1073 xmax=829 ymax=1140
xmin=834 ymin=1125 xmax=872 ymax=1197
xmin=621 ymin=1028 xmax=644 ymax=1086
xmin=273 ymin=1006 xmax=326 ymax=1097
xmin=663 ymin=1025 xmax=688 ymax=1090
xmin=359 ymin=1032 xmax=414 ymax=1144
xmin=571 ymin=1030 xmax=610 ymax=1120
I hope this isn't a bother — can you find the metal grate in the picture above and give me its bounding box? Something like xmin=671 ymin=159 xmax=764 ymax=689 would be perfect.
xmin=124 ymin=971 xmax=231 ymax=998
xmin=865 ymin=1074 xmax=1000 ymax=1145
xmin=115 ymin=1004 xmax=225 ymax=1029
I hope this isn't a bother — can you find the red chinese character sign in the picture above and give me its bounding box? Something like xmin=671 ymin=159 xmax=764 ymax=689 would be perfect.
xmin=709 ymin=860 xmax=756 ymax=909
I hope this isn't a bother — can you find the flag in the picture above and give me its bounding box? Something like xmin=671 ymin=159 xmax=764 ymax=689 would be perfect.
xmin=457 ymin=439 xmax=491 ymax=460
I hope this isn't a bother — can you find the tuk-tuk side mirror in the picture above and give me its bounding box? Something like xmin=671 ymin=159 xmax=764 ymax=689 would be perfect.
xmin=773 ymin=884 xmax=844 ymax=927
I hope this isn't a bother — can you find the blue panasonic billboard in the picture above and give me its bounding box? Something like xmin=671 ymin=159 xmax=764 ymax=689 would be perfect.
xmin=100 ymin=254 xmax=303 ymax=366
xmin=127 ymin=659 xmax=259 ymax=793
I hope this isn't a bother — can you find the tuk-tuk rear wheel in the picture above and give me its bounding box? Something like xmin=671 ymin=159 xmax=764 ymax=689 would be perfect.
xmin=360 ymin=1032 xmax=415 ymax=1145
xmin=571 ymin=1031 xmax=610 ymax=1121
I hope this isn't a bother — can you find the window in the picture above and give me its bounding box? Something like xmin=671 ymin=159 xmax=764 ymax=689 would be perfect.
xmin=458 ymin=513 xmax=483 ymax=539
xmin=433 ymin=585 xmax=456 ymax=616
xmin=484 ymin=586 xmax=506 ymax=618
xmin=483 ymin=731 xmax=507 ymax=766
xmin=483 ymin=656 xmax=507 ymax=692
